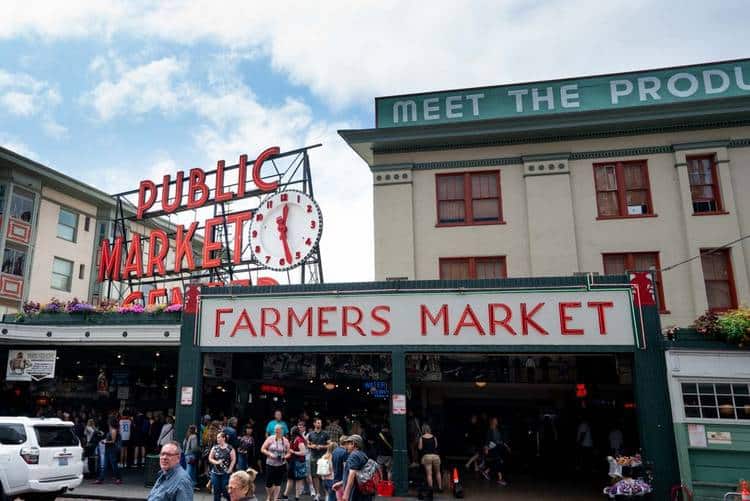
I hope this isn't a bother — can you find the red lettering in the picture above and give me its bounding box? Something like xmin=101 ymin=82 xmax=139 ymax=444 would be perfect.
xmin=420 ymin=304 xmax=449 ymax=335
xmin=215 ymin=307 xmax=233 ymax=337
xmin=147 ymin=288 xmax=167 ymax=305
xmin=121 ymin=233 xmax=143 ymax=279
xmin=288 ymin=307 xmax=312 ymax=337
xmin=169 ymin=287 xmax=183 ymax=306
xmin=174 ymin=222 xmax=198 ymax=273
xmin=226 ymin=211 xmax=252 ymax=264
xmin=136 ymin=180 xmax=156 ymax=219
xmin=237 ymin=154 xmax=248 ymax=198
xmin=453 ymin=305 xmax=486 ymax=336
xmin=214 ymin=160 xmax=234 ymax=202
xmin=202 ymin=217 xmax=224 ymax=268
xmin=371 ymin=306 xmax=391 ymax=336
xmin=587 ymin=301 xmax=614 ymax=335
xmin=342 ymin=306 xmax=365 ymax=336
xmin=521 ymin=303 xmax=549 ymax=335
xmin=261 ymin=308 xmax=283 ymax=337
xmin=318 ymin=306 xmax=337 ymax=336
xmin=186 ymin=168 xmax=209 ymax=209
xmin=229 ymin=279 xmax=251 ymax=287
xmin=146 ymin=230 xmax=169 ymax=276
xmin=122 ymin=291 xmax=143 ymax=306
xmin=161 ymin=171 xmax=184 ymax=213
xmin=231 ymin=309 xmax=258 ymax=337
xmin=488 ymin=303 xmax=517 ymax=336
xmin=257 ymin=277 xmax=280 ymax=286
xmin=559 ymin=302 xmax=584 ymax=335
xmin=252 ymin=146 xmax=280 ymax=192
xmin=97 ymin=237 xmax=123 ymax=282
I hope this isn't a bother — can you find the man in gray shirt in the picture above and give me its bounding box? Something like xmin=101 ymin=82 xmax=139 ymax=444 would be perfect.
xmin=147 ymin=441 xmax=194 ymax=501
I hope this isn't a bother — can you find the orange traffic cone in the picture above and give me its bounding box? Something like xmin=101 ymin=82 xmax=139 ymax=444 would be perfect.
xmin=740 ymin=479 xmax=750 ymax=501
xmin=453 ymin=467 xmax=460 ymax=484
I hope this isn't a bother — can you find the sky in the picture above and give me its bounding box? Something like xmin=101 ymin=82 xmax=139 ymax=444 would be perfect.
xmin=0 ymin=1 xmax=749 ymax=283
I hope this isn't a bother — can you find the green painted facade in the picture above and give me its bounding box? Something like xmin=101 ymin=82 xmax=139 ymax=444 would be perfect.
xmin=376 ymin=58 xmax=750 ymax=128
xmin=174 ymin=276 xmax=679 ymax=498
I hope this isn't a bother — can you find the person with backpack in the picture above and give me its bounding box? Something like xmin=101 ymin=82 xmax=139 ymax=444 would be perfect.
xmin=335 ymin=434 xmax=379 ymax=501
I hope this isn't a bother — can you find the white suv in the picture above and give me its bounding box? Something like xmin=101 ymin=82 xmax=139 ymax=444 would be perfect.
xmin=0 ymin=417 xmax=83 ymax=501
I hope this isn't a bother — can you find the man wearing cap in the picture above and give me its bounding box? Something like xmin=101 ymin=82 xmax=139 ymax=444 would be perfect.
xmin=334 ymin=435 xmax=372 ymax=501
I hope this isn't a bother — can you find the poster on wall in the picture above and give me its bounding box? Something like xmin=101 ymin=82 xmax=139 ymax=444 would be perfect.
xmin=6 ymin=350 xmax=56 ymax=382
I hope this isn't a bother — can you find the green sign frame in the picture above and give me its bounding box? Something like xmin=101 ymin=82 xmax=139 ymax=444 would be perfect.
xmin=375 ymin=58 xmax=750 ymax=128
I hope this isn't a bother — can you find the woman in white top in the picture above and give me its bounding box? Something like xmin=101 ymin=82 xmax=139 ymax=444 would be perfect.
xmin=157 ymin=416 xmax=175 ymax=447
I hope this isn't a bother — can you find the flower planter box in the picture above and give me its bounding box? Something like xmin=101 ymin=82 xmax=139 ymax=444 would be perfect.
xmin=4 ymin=311 xmax=182 ymax=325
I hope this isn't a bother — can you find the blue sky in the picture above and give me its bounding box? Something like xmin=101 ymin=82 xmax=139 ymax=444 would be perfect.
xmin=0 ymin=1 xmax=749 ymax=282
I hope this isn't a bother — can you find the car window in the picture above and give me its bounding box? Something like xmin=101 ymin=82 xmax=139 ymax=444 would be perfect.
xmin=34 ymin=426 xmax=79 ymax=447
xmin=0 ymin=424 xmax=27 ymax=444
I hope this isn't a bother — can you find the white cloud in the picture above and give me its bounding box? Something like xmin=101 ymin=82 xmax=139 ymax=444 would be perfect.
xmin=42 ymin=119 xmax=68 ymax=139
xmin=3 ymin=1 xmax=749 ymax=107
xmin=0 ymin=69 xmax=61 ymax=118
xmin=0 ymin=133 xmax=37 ymax=160
xmin=87 ymin=57 xmax=188 ymax=120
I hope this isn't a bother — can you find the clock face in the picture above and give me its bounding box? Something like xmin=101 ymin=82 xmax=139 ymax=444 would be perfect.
xmin=249 ymin=190 xmax=323 ymax=271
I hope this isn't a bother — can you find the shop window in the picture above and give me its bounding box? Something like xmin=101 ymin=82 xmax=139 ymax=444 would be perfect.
xmin=681 ymin=382 xmax=750 ymax=420
xmin=2 ymin=247 xmax=26 ymax=276
xmin=701 ymin=249 xmax=737 ymax=312
xmin=9 ymin=188 xmax=34 ymax=222
xmin=603 ymin=252 xmax=666 ymax=311
xmin=439 ymin=256 xmax=507 ymax=280
xmin=51 ymin=257 xmax=74 ymax=292
xmin=57 ymin=207 xmax=78 ymax=242
xmin=593 ymin=161 xmax=653 ymax=218
xmin=436 ymin=171 xmax=502 ymax=225
xmin=687 ymin=155 xmax=724 ymax=214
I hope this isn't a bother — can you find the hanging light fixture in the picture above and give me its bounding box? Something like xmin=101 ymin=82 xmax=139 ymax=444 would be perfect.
xmin=323 ymin=382 xmax=336 ymax=390
xmin=474 ymin=381 xmax=488 ymax=389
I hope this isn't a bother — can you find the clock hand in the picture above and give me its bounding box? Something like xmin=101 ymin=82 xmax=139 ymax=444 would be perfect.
xmin=276 ymin=204 xmax=293 ymax=264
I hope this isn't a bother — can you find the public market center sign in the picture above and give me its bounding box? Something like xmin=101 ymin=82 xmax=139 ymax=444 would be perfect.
xmin=200 ymin=288 xmax=636 ymax=348
xmin=375 ymin=58 xmax=750 ymax=128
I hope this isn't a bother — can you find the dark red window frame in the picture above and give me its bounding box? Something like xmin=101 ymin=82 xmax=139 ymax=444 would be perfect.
xmin=602 ymin=252 xmax=667 ymax=312
xmin=687 ymin=155 xmax=725 ymax=215
xmin=435 ymin=171 xmax=503 ymax=226
xmin=700 ymin=248 xmax=738 ymax=312
xmin=593 ymin=160 xmax=655 ymax=219
xmin=439 ymin=256 xmax=507 ymax=280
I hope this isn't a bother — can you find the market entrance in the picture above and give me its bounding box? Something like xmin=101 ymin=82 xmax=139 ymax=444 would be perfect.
xmin=202 ymin=351 xmax=392 ymax=436
xmin=406 ymin=353 xmax=639 ymax=499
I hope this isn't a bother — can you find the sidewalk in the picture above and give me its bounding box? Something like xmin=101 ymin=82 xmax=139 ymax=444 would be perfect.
xmin=63 ymin=467 xmax=419 ymax=501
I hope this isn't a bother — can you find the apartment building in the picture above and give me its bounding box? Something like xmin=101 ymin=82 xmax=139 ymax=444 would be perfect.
xmin=340 ymin=58 xmax=750 ymax=327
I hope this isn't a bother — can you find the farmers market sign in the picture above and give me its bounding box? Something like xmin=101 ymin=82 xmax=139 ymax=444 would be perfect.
xmin=375 ymin=58 xmax=750 ymax=128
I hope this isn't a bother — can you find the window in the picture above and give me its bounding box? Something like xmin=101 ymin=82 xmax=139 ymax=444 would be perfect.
xmin=34 ymin=426 xmax=79 ymax=447
xmin=0 ymin=424 xmax=27 ymax=444
xmin=603 ymin=252 xmax=667 ymax=310
xmin=84 ymin=216 xmax=91 ymax=232
xmin=79 ymin=264 xmax=85 ymax=280
xmin=2 ymin=247 xmax=26 ymax=276
xmin=436 ymin=171 xmax=502 ymax=225
xmin=687 ymin=155 xmax=723 ymax=213
xmin=439 ymin=257 xmax=507 ymax=280
xmin=9 ymin=189 xmax=34 ymax=222
xmin=593 ymin=161 xmax=653 ymax=218
xmin=51 ymin=257 xmax=74 ymax=291
xmin=681 ymin=382 xmax=750 ymax=420
xmin=0 ymin=184 xmax=5 ymax=215
xmin=701 ymin=249 xmax=737 ymax=311
xmin=57 ymin=208 xmax=78 ymax=242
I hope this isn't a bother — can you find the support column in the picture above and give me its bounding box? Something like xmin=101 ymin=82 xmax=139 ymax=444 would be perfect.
xmin=632 ymin=304 xmax=679 ymax=500
xmin=390 ymin=349 xmax=408 ymax=496
xmin=174 ymin=293 xmax=203 ymax=443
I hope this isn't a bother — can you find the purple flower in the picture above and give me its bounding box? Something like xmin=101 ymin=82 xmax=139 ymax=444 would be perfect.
xmin=165 ymin=304 xmax=183 ymax=313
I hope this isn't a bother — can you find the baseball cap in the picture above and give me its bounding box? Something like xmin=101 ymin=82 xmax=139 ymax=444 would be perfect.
xmin=339 ymin=435 xmax=351 ymax=444
xmin=347 ymin=434 xmax=364 ymax=448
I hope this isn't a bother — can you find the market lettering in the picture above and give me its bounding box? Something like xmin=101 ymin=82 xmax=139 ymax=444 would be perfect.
xmin=393 ymin=93 xmax=485 ymax=124
xmin=215 ymin=306 xmax=393 ymax=338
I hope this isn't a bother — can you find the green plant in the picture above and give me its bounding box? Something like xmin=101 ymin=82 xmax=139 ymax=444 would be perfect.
xmin=717 ymin=307 xmax=750 ymax=347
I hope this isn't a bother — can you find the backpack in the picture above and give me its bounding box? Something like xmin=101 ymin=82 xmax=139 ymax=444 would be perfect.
xmin=316 ymin=456 xmax=332 ymax=477
xmin=355 ymin=458 xmax=382 ymax=495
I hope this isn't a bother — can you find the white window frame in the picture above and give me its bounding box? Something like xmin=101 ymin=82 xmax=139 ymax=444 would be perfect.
xmin=57 ymin=207 xmax=78 ymax=242
xmin=51 ymin=257 xmax=74 ymax=292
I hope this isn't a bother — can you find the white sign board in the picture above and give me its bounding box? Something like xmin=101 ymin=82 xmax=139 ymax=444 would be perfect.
xmin=392 ymin=394 xmax=407 ymax=415
xmin=181 ymin=386 xmax=194 ymax=406
xmin=688 ymin=424 xmax=707 ymax=448
xmin=6 ymin=349 xmax=56 ymax=381
xmin=707 ymin=431 xmax=732 ymax=445
xmin=200 ymin=289 xmax=635 ymax=348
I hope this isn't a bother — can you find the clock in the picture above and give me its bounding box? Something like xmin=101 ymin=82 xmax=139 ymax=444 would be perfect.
xmin=249 ymin=190 xmax=323 ymax=271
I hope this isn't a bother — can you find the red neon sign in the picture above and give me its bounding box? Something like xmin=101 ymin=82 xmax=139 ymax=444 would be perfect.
xmin=97 ymin=147 xmax=280 ymax=284
xmin=259 ymin=384 xmax=285 ymax=396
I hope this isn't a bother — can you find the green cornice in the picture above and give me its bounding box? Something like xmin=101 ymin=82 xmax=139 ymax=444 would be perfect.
xmin=369 ymin=139 xmax=750 ymax=172
xmin=672 ymin=140 xmax=730 ymax=151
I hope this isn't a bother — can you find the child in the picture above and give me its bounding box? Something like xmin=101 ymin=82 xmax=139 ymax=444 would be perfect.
xmin=318 ymin=442 xmax=335 ymax=500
